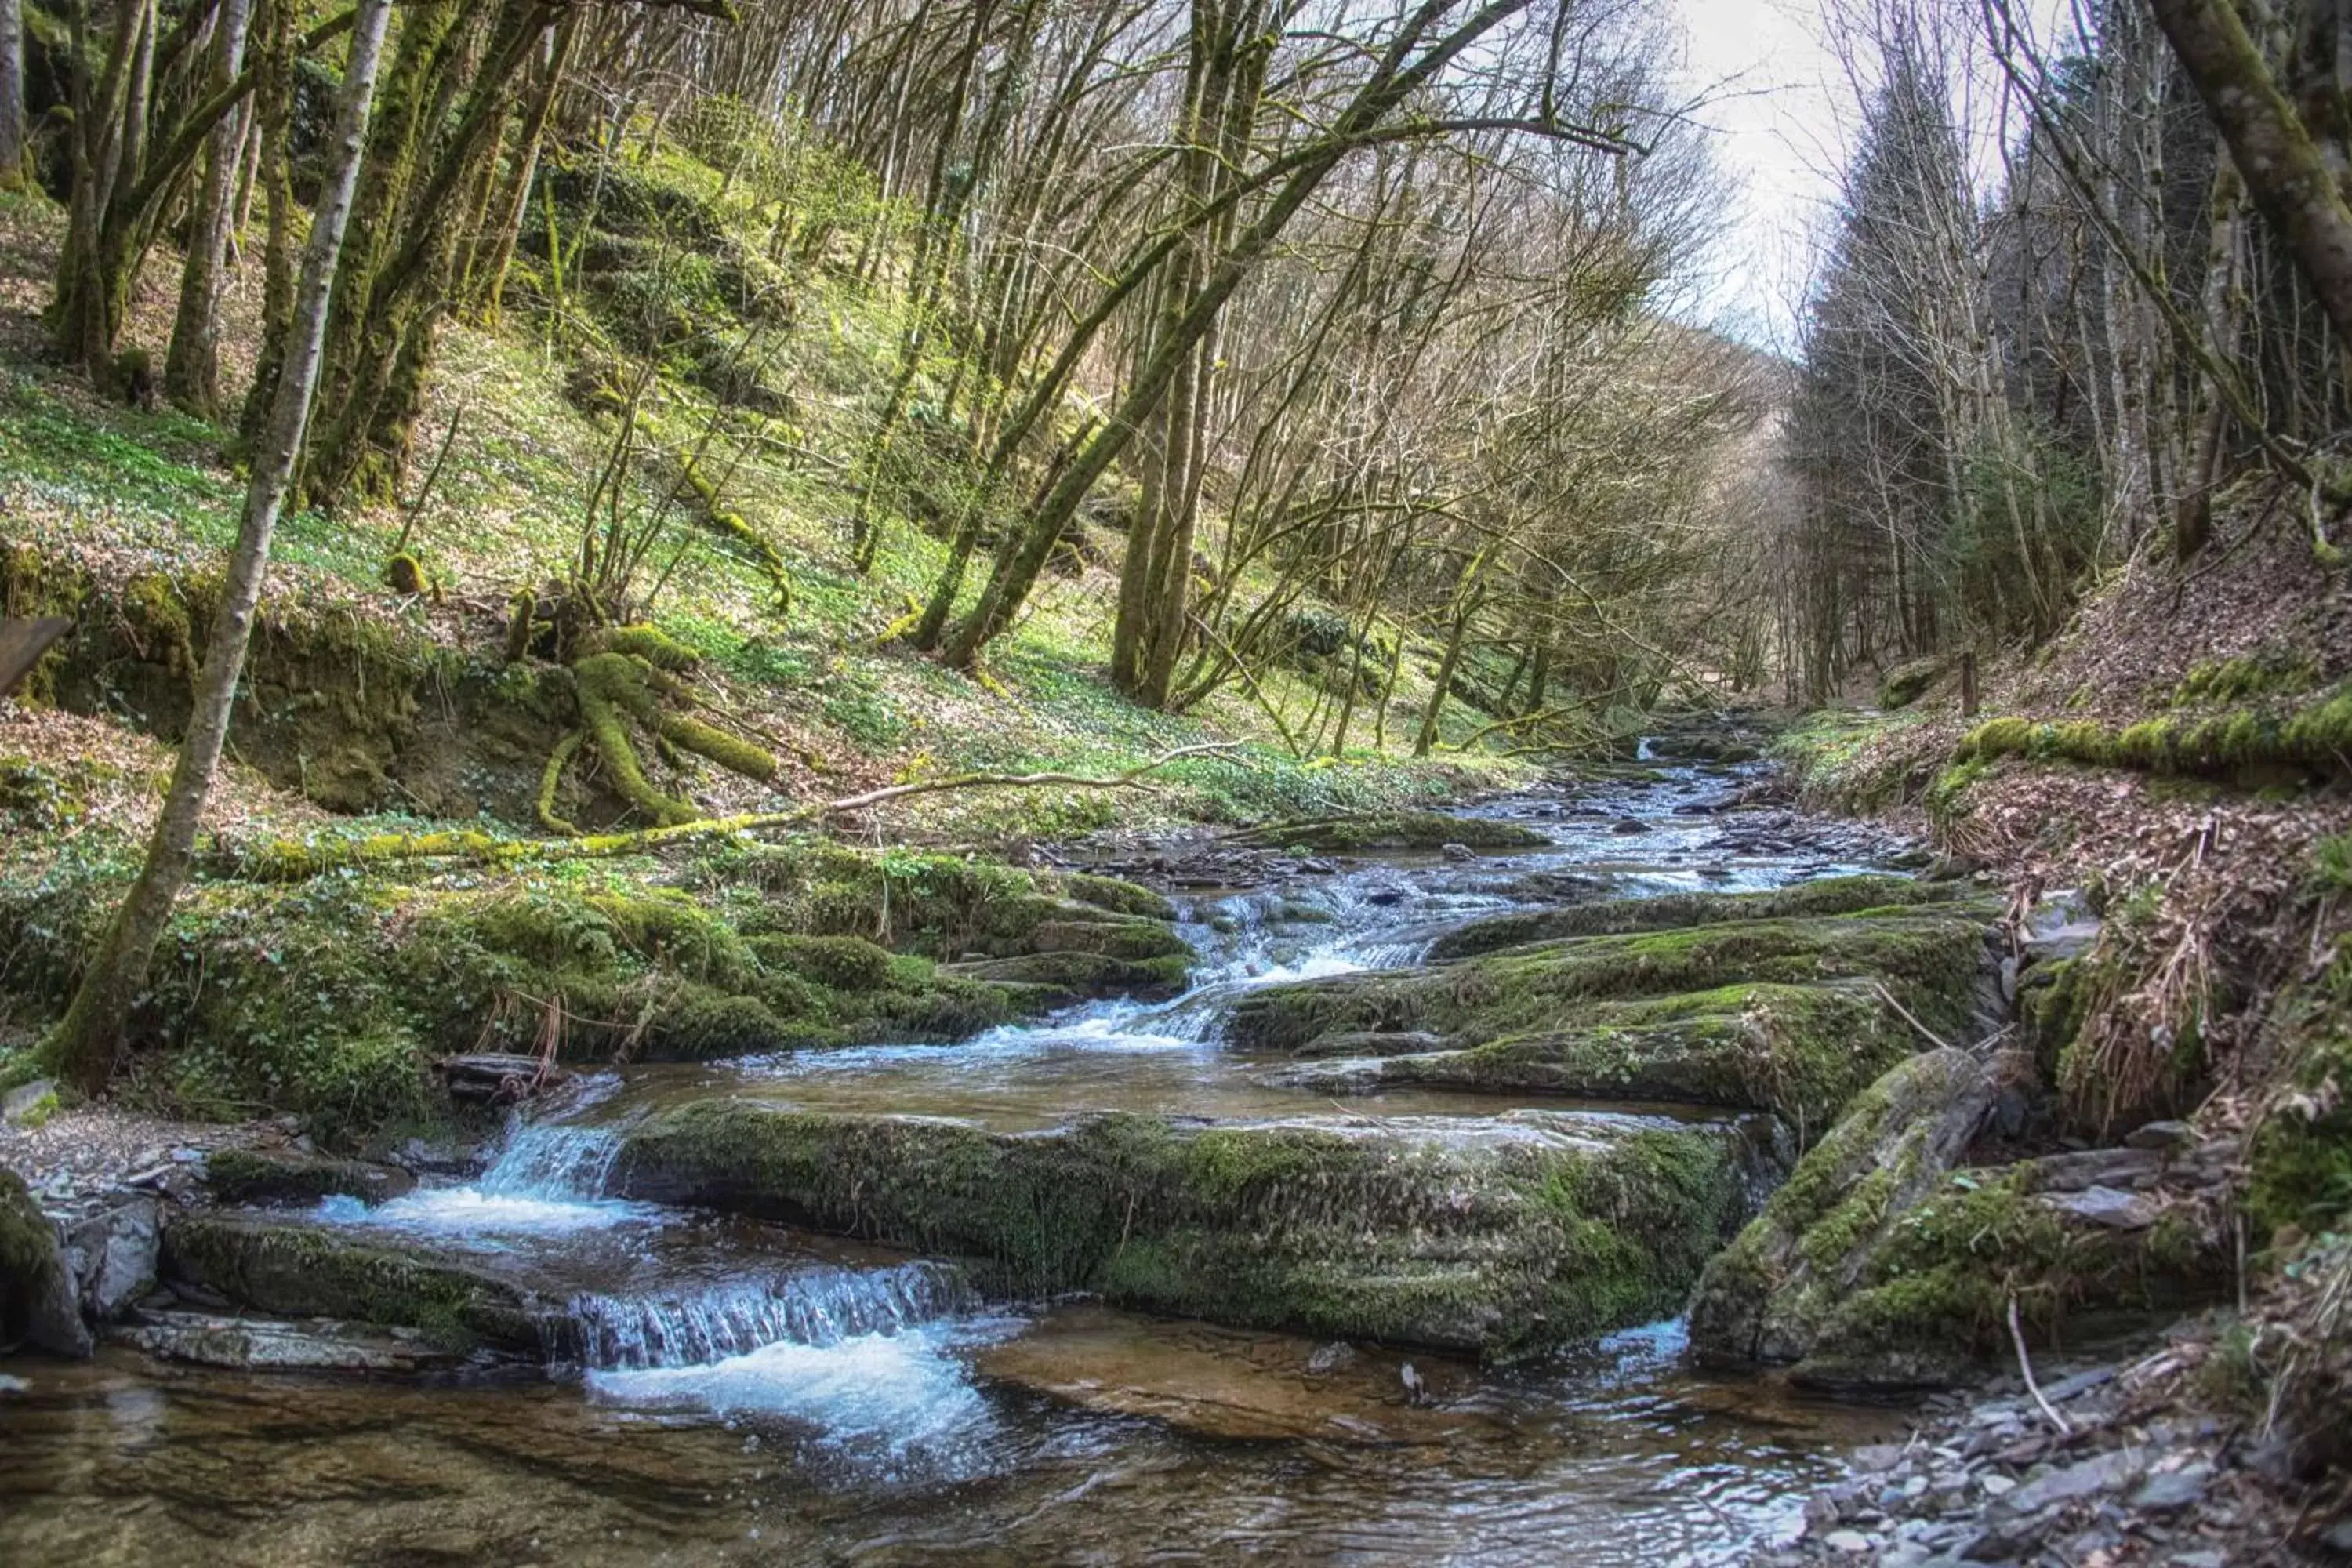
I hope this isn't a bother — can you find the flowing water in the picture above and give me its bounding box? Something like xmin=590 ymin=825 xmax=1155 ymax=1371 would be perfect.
xmin=0 ymin=760 xmax=1917 ymax=1566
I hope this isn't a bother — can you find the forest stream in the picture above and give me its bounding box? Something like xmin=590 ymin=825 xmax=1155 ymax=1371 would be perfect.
xmin=0 ymin=757 xmax=1943 ymax=1565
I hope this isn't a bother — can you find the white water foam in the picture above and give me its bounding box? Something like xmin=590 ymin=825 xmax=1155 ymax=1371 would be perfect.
xmin=586 ymin=1316 xmax=1019 ymax=1469
xmin=565 ymin=1261 xmax=971 ymax=1370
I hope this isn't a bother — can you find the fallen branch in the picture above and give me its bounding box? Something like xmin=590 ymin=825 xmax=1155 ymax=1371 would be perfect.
xmin=2009 ymin=1294 xmax=2074 ymax=1437
xmin=215 ymin=742 xmax=1246 ymax=880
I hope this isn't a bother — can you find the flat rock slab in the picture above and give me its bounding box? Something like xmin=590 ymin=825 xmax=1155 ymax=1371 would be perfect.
xmin=162 ymin=1211 xmax=546 ymax=1352
xmin=972 ymin=1304 xmax=1501 ymax=1445
xmin=612 ymin=1102 xmax=1753 ymax=1357
xmin=115 ymin=1310 xmax=477 ymax=1374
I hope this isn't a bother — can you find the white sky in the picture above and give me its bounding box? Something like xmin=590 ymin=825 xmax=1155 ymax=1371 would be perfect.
xmin=1664 ymin=0 xmax=2075 ymax=354
xmin=1667 ymin=0 xmax=1852 ymax=354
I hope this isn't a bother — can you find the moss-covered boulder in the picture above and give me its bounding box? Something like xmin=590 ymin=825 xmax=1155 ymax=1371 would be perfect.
xmin=0 ymin=1168 xmax=91 ymax=1357
xmin=1261 ymin=981 xmax=1912 ymax=1136
xmin=1688 ymin=1049 xmax=1998 ymax=1381
xmin=202 ymin=1148 xmax=418 ymax=1207
xmin=609 ymin=1101 xmax=1752 ymax=1358
xmin=1687 ymin=1049 xmax=2231 ymax=1388
xmin=1876 ymin=657 xmax=1947 ymax=710
xmin=1427 ymin=876 xmax=1978 ymax=961
xmin=1218 ymin=811 xmax=1549 ymax=854
xmin=162 ymin=1213 xmax=544 ymax=1352
xmin=1230 ymin=908 xmax=1992 ymax=1060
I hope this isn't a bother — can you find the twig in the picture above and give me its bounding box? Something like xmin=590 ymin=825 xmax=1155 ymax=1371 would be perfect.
xmin=1871 ymin=980 xmax=1959 ymax=1053
xmin=2009 ymin=1294 xmax=2073 ymax=1437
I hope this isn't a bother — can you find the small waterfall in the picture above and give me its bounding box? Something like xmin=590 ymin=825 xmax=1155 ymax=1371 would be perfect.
xmin=559 ymin=1261 xmax=973 ymax=1370
xmin=481 ymin=1117 xmax=625 ymax=1200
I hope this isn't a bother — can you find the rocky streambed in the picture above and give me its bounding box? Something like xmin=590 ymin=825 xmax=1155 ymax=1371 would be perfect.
xmin=0 ymin=755 xmax=2241 ymax=1564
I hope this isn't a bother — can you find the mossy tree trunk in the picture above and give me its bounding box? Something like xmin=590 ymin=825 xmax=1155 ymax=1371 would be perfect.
xmin=2146 ymin=0 xmax=2352 ymax=350
xmin=42 ymin=0 xmax=396 ymax=1091
xmin=163 ymin=0 xmax=256 ymax=416
xmin=0 ymin=0 xmax=24 ymax=188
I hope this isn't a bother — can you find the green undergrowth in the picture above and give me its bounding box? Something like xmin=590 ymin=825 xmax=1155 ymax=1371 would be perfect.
xmin=0 ymin=830 xmax=1185 ymax=1142
xmin=2248 ymin=934 xmax=2352 ymax=1240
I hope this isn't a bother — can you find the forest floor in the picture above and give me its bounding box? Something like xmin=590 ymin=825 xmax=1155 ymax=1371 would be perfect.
xmin=1749 ymin=502 xmax=2352 ymax=1564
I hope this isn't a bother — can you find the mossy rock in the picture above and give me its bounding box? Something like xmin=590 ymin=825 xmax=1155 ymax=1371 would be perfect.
xmin=2248 ymin=939 xmax=2352 ymax=1238
xmin=0 ymin=847 xmax=1181 ymax=1140
xmin=1426 ymin=875 xmax=1977 ymax=961
xmin=942 ymin=949 xmax=1192 ymax=996
xmin=1230 ymin=909 xmax=1992 ymax=1061
xmin=1686 ymin=1049 xmax=2229 ymax=1388
xmin=1876 ymin=657 xmax=1947 ymax=710
xmin=202 ymin=1148 xmax=419 ymax=1207
xmin=1220 ymin=811 xmax=1548 ymax=854
xmin=162 ymin=1213 xmax=543 ymax=1352
xmin=1270 ymin=981 xmax=1912 ymax=1137
xmin=0 ymin=1167 xmax=90 ymax=1357
xmin=610 ymin=1102 xmax=1751 ymax=1357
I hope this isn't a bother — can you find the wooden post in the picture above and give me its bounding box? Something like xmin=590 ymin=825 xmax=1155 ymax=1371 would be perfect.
xmin=1960 ymin=651 xmax=1979 ymax=719
xmin=0 ymin=617 xmax=71 ymax=697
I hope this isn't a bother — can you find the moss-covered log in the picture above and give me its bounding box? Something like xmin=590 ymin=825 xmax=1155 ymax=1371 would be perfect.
xmin=1955 ymin=684 xmax=2352 ymax=781
xmin=609 ymin=1101 xmax=1752 ymax=1358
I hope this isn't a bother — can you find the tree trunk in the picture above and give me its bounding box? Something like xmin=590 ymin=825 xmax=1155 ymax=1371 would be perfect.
xmin=40 ymin=0 xmax=395 ymax=1091
xmin=0 ymin=0 xmax=24 ymax=188
xmin=163 ymin=0 xmax=255 ymax=416
xmin=2147 ymin=0 xmax=2352 ymax=348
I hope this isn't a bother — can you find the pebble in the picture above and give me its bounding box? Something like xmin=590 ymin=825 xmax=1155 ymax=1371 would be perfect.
xmin=0 ymin=1374 xmax=29 ymax=1394
xmin=1820 ymin=1530 xmax=1871 ymax=1555
xmin=1978 ymin=1474 xmax=2015 ymax=1497
xmin=2128 ymin=1461 xmax=2210 ymax=1513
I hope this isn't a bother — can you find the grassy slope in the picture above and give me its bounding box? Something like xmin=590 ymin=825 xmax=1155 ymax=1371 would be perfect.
xmin=0 ymin=158 xmax=1530 ymax=851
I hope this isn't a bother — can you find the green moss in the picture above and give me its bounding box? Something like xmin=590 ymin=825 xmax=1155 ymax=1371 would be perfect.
xmin=1061 ymin=873 xmax=1178 ymax=922
xmin=611 ymin=1099 xmax=1746 ymax=1356
xmin=2172 ymin=655 xmax=2317 ymax=706
xmin=163 ymin=1214 xmax=540 ymax=1352
xmin=585 ymin=623 xmax=702 ymax=670
xmin=1323 ymin=981 xmax=1908 ymax=1138
xmin=1240 ymin=909 xmax=1989 ymax=1058
xmin=2248 ymin=944 xmax=2352 ymax=1237
xmin=1427 ymin=875 xmax=1976 ymax=960
xmin=1958 ymin=685 xmax=2352 ymax=782
xmin=1877 ymin=657 xmax=1947 ymax=710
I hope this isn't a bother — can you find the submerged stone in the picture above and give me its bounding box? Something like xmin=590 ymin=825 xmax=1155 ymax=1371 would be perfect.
xmin=972 ymin=1303 xmax=1501 ymax=1445
xmin=608 ymin=1101 xmax=1751 ymax=1358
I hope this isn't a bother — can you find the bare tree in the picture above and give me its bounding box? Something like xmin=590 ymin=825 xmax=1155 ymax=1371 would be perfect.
xmin=42 ymin=0 xmax=397 ymax=1087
